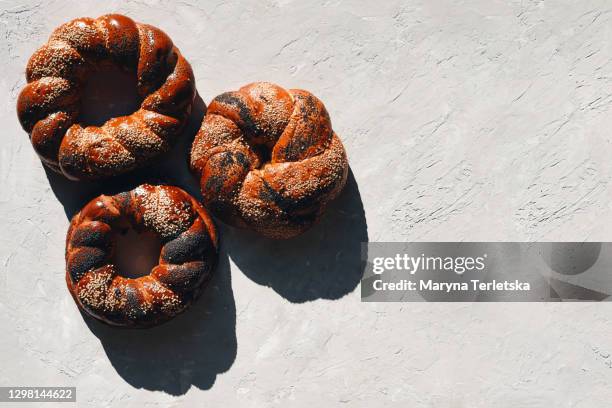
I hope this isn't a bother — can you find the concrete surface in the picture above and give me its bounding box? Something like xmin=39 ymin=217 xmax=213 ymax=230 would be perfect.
xmin=2 ymin=0 xmax=612 ymax=406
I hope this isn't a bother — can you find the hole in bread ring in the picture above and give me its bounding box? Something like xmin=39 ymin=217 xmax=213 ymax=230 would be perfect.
xmin=65 ymin=184 xmax=218 ymax=328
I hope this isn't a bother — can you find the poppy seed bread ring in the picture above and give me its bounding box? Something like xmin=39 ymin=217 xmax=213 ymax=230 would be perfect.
xmin=16 ymin=14 xmax=196 ymax=180
xmin=190 ymin=82 xmax=349 ymax=239
xmin=65 ymin=184 xmax=218 ymax=328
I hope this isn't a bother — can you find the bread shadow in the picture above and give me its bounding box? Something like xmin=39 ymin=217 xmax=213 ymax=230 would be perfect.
xmin=44 ymin=93 xmax=236 ymax=394
xmin=225 ymin=167 xmax=368 ymax=303
xmin=80 ymin=247 xmax=236 ymax=395
xmin=44 ymin=92 xmax=207 ymax=219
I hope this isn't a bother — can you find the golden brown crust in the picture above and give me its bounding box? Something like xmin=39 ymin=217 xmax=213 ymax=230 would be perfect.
xmin=16 ymin=14 xmax=196 ymax=180
xmin=190 ymin=82 xmax=349 ymax=239
xmin=65 ymin=184 xmax=218 ymax=328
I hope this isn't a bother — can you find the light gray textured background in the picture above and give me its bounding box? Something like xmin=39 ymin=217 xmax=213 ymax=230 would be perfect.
xmin=2 ymin=0 xmax=612 ymax=406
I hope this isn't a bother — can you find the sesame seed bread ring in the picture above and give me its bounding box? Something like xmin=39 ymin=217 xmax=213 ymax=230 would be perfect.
xmin=17 ymin=14 xmax=196 ymax=180
xmin=190 ymin=82 xmax=349 ymax=239
xmin=65 ymin=184 xmax=218 ymax=328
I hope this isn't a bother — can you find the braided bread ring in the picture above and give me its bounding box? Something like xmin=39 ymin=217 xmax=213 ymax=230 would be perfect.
xmin=65 ymin=184 xmax=218 ymax=328
xmin=190 ymin=82 xmax=349 ymax=239
xmin=17 ymin=14 xmax=196 ymax=180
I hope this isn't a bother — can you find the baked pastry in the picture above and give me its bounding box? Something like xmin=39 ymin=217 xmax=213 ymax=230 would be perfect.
xmin=16 ymin=14 xmax=195 ymax=180
xmin=190 ymin=82 xmax=349 ymax=239
xmin=65 ymin=184 xmax=217 ymax=328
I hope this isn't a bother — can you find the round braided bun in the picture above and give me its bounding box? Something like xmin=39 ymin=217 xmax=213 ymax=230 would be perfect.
xmin=65 ymin=184 xmax=217 ymax=328
xmin=17 ymin=14 xmax=196 ymax=180
xmin=190 ymin=82 xmax=349 ymax=239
